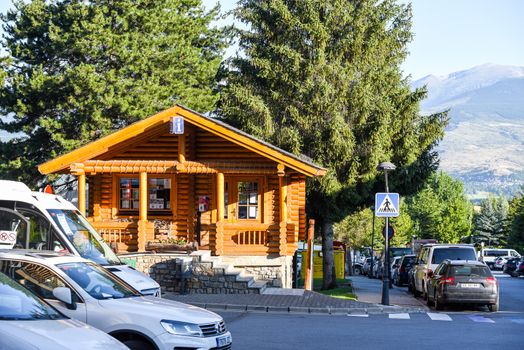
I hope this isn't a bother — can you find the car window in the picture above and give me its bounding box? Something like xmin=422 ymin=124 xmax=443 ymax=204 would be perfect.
xmin=484 ymin=250 xmax=508 ymax=257
xmin=0 ymin=260 xmax=81 ymax=303
xmin=58 ymin=262 xmax=140 ymax=300
xmin=420 ymin=248 xmax=429 ymax=264
xmin=431 ymin=248 xmax=477 ymax=264
xmin=0 ymin=208 xmax=29 ymax=249
xmin=0 ymin=272 xmax=64 ymax=321
xmin=449 ymin=265 xmax=491 ymax=277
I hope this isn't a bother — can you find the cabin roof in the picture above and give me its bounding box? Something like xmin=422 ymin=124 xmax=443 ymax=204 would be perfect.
xmin=38 ymin=105 xmax=327 ymax=177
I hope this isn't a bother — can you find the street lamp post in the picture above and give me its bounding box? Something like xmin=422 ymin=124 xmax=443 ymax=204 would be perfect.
xmin=370 ymin=206 xmax=375 ymax=279
xmin=377 ymin=161 xmax=396 ymax=306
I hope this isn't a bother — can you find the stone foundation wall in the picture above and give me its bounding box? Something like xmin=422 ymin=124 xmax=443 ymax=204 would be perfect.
xmin=118 ymin=252 xmax=293 ymax=294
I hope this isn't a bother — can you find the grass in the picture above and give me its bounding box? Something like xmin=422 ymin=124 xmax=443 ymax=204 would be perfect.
xmin=314 ymin=278 xmax=358 ymax=300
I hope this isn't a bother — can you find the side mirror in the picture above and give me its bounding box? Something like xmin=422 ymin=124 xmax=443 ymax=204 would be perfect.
xmin=53 ymin=287 xmax=77 ymax=310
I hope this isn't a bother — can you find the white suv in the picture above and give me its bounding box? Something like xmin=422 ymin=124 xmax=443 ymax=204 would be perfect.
xmin=411 ymin=244 xmax=477 ymax=299
xmin=0 ymin=250 xmax=232 ymax=350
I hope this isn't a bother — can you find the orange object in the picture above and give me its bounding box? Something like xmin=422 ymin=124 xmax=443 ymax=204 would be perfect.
xmin=44 ymin=184 xmax=54 ymax=194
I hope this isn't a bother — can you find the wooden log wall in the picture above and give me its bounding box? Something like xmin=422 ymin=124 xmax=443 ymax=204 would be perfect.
xmin=86 ymin=122 xmax=308 ymax=256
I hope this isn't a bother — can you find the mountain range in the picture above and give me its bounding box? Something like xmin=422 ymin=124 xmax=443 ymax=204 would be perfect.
xmin=411 ymin=63 xmax=524 ymax=198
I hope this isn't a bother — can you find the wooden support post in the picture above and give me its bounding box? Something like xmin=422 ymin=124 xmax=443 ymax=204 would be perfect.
xmin=215 ymin=172 xmax=224 ymax=255
xmin=305 ymin=219 xmax=315 ymax=291
xmin=77 ymin=173 xmax=86 ymax=216
xmin=138 ymin=171 xmax=148 ymax=252
xmin=278 ymin=164 xmax=287 ymax=256
xmin=178 ymin=134 xmax=186 ymax=163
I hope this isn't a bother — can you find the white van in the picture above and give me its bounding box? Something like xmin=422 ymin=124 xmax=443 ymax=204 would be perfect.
xmin=479 ymin=248 xmax=521 ymax=269
xmin=0 ymin=180 xmax=160 ymax=296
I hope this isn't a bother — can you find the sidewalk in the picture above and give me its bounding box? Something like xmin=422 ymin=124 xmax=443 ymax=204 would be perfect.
xmin=164 ymin=276 xmax=427 ymax=315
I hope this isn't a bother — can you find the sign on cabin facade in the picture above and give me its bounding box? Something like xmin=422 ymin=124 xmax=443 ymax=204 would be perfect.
xmin=38 ymin=105 xmax=326 ymax=287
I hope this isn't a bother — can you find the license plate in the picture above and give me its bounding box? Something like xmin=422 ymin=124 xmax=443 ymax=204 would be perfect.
xmin=460 ymin=283 xmax=480 ymax=288
xmin=216 ymin=334 xmax=232 ymax=347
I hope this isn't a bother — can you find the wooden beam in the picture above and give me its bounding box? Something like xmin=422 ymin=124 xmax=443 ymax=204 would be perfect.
xmin=178 ymin=134 xmax=186 ymax=163
xmin=78 ymin=174 xmax=86 ymax=216
xmin=279 ymin=173 xmax=288 ymax=256
xmin=216 ymin=172 xmax=224 ymax=221
xmin=70 ymin=160 xmax=279 ymax=175
xmin=138 ymin=171 xmax=148 ymax=252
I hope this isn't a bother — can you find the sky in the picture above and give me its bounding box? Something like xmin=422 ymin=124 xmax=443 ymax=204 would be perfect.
xmin=0 ymin=0 xmax=523 ymax=80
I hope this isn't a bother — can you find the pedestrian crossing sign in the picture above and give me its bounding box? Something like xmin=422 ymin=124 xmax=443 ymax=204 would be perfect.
xmin=375 ymin=192 xmax=400 ymax=217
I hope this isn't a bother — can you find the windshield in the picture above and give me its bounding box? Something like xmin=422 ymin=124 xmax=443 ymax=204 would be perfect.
xmin=0 ymin=272 xmax=64 ymax=321
xmin=58 ymin=262 xmax=140 ymax=300
xmin=48 ymin=209 xmax=120 ymax=265
xmin=432 ymin=247 xmax=477 ymax=264
xmin=449 ymin=265 xmax=492 ymax=277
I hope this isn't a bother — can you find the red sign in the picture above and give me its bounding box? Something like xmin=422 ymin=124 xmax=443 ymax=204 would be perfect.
xmin=198 ymin=196 xmax=210 ymax=212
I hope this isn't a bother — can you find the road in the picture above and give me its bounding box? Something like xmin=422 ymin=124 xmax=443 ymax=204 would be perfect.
xmin=217 ymin=274 xmax=524 ymax=349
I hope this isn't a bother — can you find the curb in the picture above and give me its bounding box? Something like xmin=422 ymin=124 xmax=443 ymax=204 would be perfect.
xmin=188 ymin=302 xmax=426 ymax=315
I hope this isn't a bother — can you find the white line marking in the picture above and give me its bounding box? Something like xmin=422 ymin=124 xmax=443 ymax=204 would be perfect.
xmin=347 ymin=314 xmax=369 ymax=317
xmin=468 ymin=315 xmax=495 ymax=323
xmin=389 ymin=313 xmax=410 ymax=319
xmin=427 ymin=312 xmax=452 ymax=321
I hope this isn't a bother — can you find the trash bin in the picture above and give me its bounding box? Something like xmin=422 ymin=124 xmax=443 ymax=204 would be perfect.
xmin=301 ymin=250 xmax=345 ymax=280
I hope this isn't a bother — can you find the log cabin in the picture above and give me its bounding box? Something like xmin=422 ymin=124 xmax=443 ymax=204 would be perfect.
xmin=38 ymin=105 xmax=326 ymax=288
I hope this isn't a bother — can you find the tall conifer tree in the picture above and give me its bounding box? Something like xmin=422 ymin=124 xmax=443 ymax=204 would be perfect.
xmin=219 ymin=0 xmax=447 ymax=288
xmin=0 ymin=0 xmax=229 ymax=184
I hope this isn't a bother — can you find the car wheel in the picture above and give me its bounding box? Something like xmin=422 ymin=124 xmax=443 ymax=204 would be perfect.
xmin=413 ymin=285 xmax=422 ymax=298
xmin=123 ymin=340 xmax=155 ymax=350
xmin=434 ymin=292 xmax=444 ymax=311
xmin=488 ymin=296 xmax=500 ymax=312
xmin=426 ymin=291 xmax=434 ymax=306
xmin=407 ymin=280 xmax=413 ymax=293
xmin=354 ymin=266 xmax=361 ymax=275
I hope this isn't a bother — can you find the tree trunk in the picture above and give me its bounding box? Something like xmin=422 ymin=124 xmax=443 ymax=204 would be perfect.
xmin=321 ymin=220 xmax=338 ymax=290
xmin=347 ymin=247 xmax=353 ymax=276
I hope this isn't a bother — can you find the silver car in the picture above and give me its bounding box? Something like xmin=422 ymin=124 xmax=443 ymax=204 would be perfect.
xmin=0 ymin=271 xmax=128 ymax=350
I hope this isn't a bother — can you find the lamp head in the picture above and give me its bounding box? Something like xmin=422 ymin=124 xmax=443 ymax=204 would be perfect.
xmin=377 ymin=162 xmax=396 ymax=172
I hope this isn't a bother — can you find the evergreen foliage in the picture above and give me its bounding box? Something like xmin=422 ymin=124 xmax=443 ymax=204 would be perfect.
xmin=0 ymin=0 xmax=229 ymax=185
xmin=407 ymin=172 xmax=473 ymax=243
xmin=473 ymin=195 xmax=509 ymax=247
xmin=219 ymin=0 xmax=447 ymax=288
xmin=507 ymin=189 xmax=524 ymax=252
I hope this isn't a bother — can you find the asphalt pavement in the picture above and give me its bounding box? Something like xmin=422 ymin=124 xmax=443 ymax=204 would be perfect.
xmin=164 ymin=275 xmax=428 ymax=315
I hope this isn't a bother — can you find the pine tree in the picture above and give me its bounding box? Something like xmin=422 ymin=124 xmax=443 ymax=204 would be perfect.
xmin=219 ymin=0 xmax=447 ymax=288
xmin=0 ymin=0 xmax=229 ymax=185
xmin=474 ymin=195 xmax=510 ymax=247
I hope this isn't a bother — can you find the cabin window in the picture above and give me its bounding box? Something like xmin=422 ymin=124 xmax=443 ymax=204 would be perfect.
xmin=237 ymin=181 xmax=258 ymax=220
xmin=119 ymin=177 xmax=171 ymax=211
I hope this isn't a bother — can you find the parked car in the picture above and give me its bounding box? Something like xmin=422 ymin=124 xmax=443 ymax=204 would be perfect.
xmin=426 ymin=260 xmax=499 ymax=311
xmin=479 ymin=248 xmax=521 ymax=269
xmin=0 ymin=271 xmax=128 ymax=350
xmin=494 ymin=256 xmax=510 ymax=270
xmin=0 ymin=250 xmax=232 ymax=350
xmin=373 ymin=257 xmax=383 ymax=279
xmin=389 ymin=257 xmax=402 ymax=282
xmin=0 ymin=180 xmax=161 ymax=297
xmin=411 ymin=244 xmax=478 ymax=299
xmin=393 ymin=254 xmax=416 ymax=286
xmin=511 ymin=257 xmax=524 ymax=277
xmin=503 ymin=256 xmax=521 ymax=275
xmin=362 ymin=258 xmax=372 ymax=276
